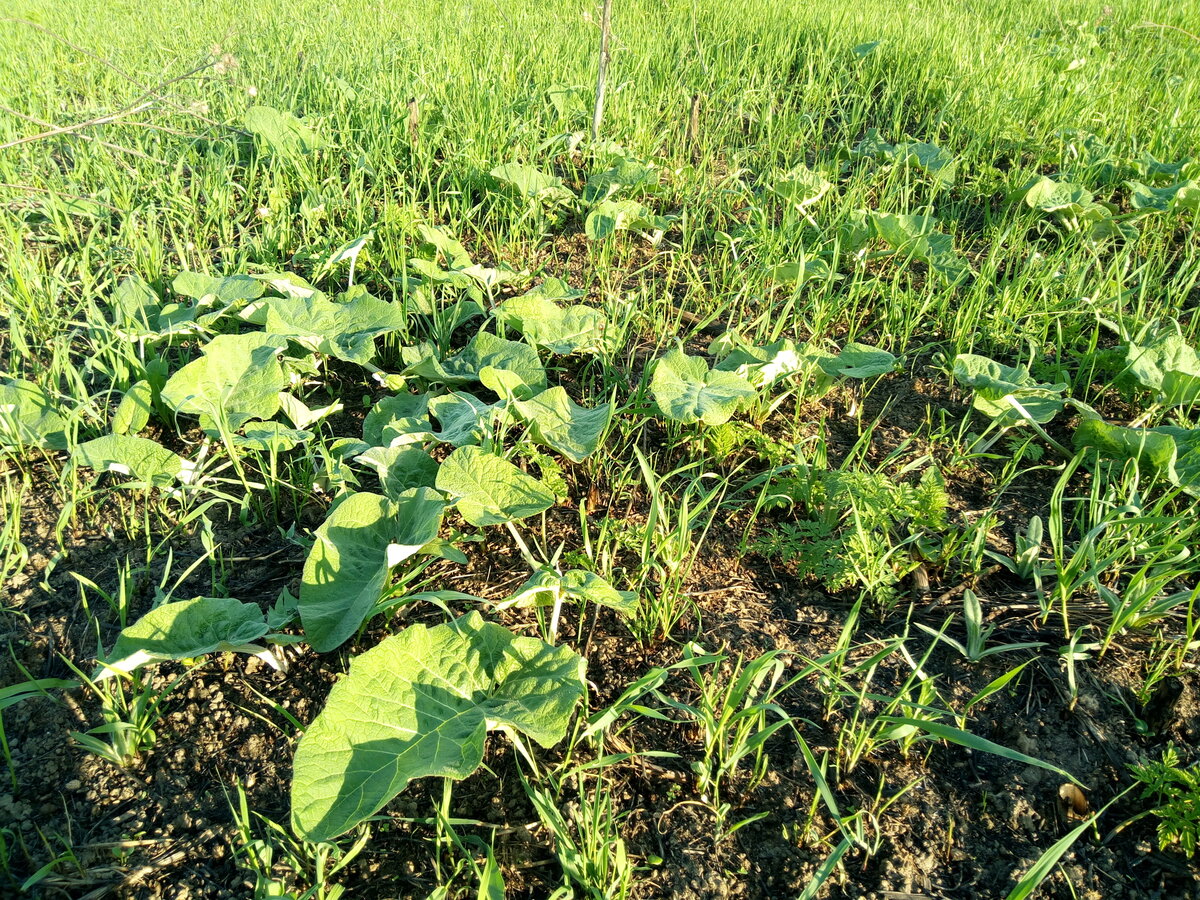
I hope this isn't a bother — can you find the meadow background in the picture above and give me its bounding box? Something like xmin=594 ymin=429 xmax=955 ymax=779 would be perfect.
xmin=1 ymin=0 xmax=1198 ymax=896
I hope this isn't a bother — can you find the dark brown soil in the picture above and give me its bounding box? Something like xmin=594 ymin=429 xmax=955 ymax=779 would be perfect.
xmin=2 ymin=377 xmax=1199 ymax=899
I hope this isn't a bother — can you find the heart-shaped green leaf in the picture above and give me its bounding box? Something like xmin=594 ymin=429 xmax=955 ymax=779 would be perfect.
xmin=817 ymin=343 xmax=898 ymax=379
xmin=768 ymin=164 xmax=833 ymax=209
xmin=243 ymin=105 xmax=327 ymax=155
xmin=713 ymin=337 xmax=817 ymax=388
xmin=267 ymin=292 xmax=406 ymax=365
xmin=494 ymin=293 xmax=610 ymax=355
xmin=161 ymin=333 xmax=289 ymax=431
xmin=234 ymin=422 xmax=313 ymax=452
xmin=513 ymin=387 xmax=613 ymax=462
xmin=362 ymin=393 xmax=434 ymax=447
xmin=290 ymin=611 xmax=585 ymax=842
xmin=502 ymin=567 xmax=636 ymax=615
xmin=98 ymin=597 xmax=270 ymax=679
xmin=490 ymin=164 xmax=575 ymax=205
xmin=1024 ymin=177 xmax=1094 ymax=214
xmin=584 ymin=199 xmax=672 ymax=240
xmin=300 ymin=490 xmax=445 ymax=652
xmin=952 ymin=354 xmax=1067 ymax=425
xmin=112 ymin=381 xmax=154 ymax=435
xmin=106 ymin=276 xmax=162 ymax=339
xmin=0 ymin=379 xmax=68 ymax=451
xmin=355 ymin=447 xmax=441 ymax=498
xmin=650 ymin=349 xmax=755 ymax=426
xmin=73 ymin=435 xmax=189 ymax=486
xmin=172 ymin=272 xmax=265 ymax=305
xmin=436 ymin=446 xmax=554 ymax=526
xmin=409 ymin=333 xmax=547 ymax=395
xmin=429 ymin=392 xmax=498 ymax=447
xmin=1125 ymin=320 xmax=1200 ymax=408
xmin=1075 ymin=421 xmax=1200 ymax=497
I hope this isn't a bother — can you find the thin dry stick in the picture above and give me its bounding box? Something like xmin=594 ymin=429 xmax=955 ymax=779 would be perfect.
xmin=685 ymin=92 xmax=702 ymax=160
xmin=0 ymin=100 xmax=154 ymax=152
xmin=921 ymin=563 xmax=1004 ymax=614
xmin=0 ymin=58 xmax=218 ymax=153
xmin=0 ymin=182 xmax=121 ymax=213
xmin=2 ymin=17 xmax=226 ymax=128
xmin=0 ymin=103 xmax=165 ymax=165
xmin=1134 ymin=20 xmax=1200 ymax=44
xmin=112 ymin=120 xmax=210 ymax=138
xmin=591 ymin=0 xmax=614 ymax=142
xmin=407 ymin=97 xmax=419 ymax=145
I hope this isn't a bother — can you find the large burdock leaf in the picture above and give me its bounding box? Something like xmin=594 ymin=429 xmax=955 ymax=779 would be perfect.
xmin=234 ymin=422 xmax=313 ymax=452
xmin=429 ymin=392 xmax=498 ymax=447
xmin=172 ymin=272 xmax=265 ymax=305
xmin=362 ymin=393 xmax=434 ymax=448
xmin=494 ymin=293 xmax=610 ymax=355
xmin=768 ymin=164 xmax=833 ymax=209
xmin=243 ymin=105 xmax=327 ymax=155
xmin=584 ymin=199 xmax=672 ymax=240
xmin=501 ymin=567 xmax=636 ymax=615
xmin=447 ymin=333 xmax=546 ymax=393
xmin=952 ymin=354 xmax=1067 ymax=425
xmin=266 ymin=292 xmax=406 ymax=365
xmin=355 ymin=447 xmax=440 ymax=498
xmin=869 ymin=212 xmax=970 ymax=285
xmin=291 ymin=611 xmax=586 ymax=842
xmin=893 ymin=141 xmax=957 ymax=184
xmin=712 ymin=336 xmax=832 ymax=390
xmin=489 ymin=164 xmax=575 ymax=206
xmin=0 ymin=379 xmax=68 ymax=451
xmin=415 ymin=223 xmax=473 ymax=269
xmin=97 ymin=597 xmax=269 ymax=679
xmin=408 ymin=332 xmax=547 ymax=395
xmin=168 ymin=271 xmax=266 ymax=330
xmin=852 ymin=132 xmax=956 ymax=184
xmin=513 ymin=387 xmax=613 ymax=462
xmin=1129 ymin=181 xmax=1184 ymax=212
xmin=583 ymin=157 xmax=659 ymax=203
xmin=435 ymin=446 xmax=555 ymax=526
xmin=300 ymin=489 xmax=445 ymax=652
xmin=1173 ymin=181 xmax=1200 ymax=214
xmin=1075 ymin=421 xmax=1200 ymax=497
xmin=816 ymin=343 xmax=898 ymax=379
xmin=73 ymin=435 xmax=190 ymax=486
xmin=650 ymin=349 xmax=755 ymax=426
xmin=1124 ymin=320 xmax=1200 ymax=408
xmin=1024 ymin=177 xmax=1094 ymax=215
xmin=161 ymin=333 xmax=289 ymax=431
xmin=106 ymin=276 xmax=163 ymax=340
xmin=1023 ymin=177 xmax=1119 ymax=240
xmin=767 ymin=258 xmax=834 ymax=286
xmin=112 ymin=381 xmax=154 ymax=435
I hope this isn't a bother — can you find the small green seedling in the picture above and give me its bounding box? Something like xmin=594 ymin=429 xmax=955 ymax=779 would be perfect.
xmin=1129 ymin=746 xmax=1200 ymax=856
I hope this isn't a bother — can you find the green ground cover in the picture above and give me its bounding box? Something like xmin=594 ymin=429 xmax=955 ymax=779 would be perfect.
xmin=1 ymin=0 xmax=1199 ymax=896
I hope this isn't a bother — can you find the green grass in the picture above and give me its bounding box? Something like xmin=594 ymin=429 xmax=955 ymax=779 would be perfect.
xmin=2 ymin=0 xmax=1200 ymax=896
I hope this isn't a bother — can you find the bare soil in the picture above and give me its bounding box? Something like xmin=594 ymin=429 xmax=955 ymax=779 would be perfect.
xmin=2 ymin=376 xmax=1198 ymax=899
